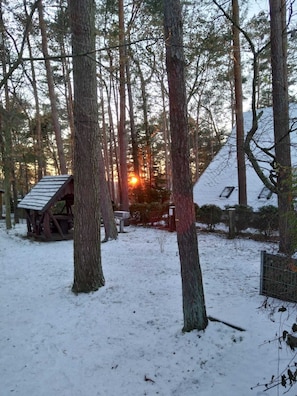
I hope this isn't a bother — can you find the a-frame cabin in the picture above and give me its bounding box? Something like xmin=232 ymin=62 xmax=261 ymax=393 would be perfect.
xmin=193 ymin=104 xmax=297 ymax=210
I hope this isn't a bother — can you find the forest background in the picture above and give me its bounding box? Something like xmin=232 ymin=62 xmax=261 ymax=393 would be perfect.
xmin=2 ymin=0 xmax=297 ymax=369
xmin=1 ymin=0 xmax=296 ymax=216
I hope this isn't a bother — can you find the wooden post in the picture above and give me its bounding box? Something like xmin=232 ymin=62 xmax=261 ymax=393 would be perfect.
xmin=228 ymin=207 xmax=236 ymax=239
xmin=119 ymin=219 xmax=124 ymax=233
xmin=0 ymin=191 xmax=3 ymax=218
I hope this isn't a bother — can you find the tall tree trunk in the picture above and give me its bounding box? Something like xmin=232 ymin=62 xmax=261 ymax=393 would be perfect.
xmin=132 ymin=56 xmax=151 ymax=183
xmin=98 ymin=147 xmax=118 ymax=242
xmin=232 ymin=0 xmax=247 ymax=206
xmin=269 ymin=0 xmax=293 ymax=254
xmin=105 ymin=59 xmax=120 ymax=203
xmin=69 ymin=0 xmax=105 ymax=293
xmin=164 ymin=0 xmax=208 ymax=332
xmin=97 ymin=68 xmax=118 ymax=241
xmin=161 ymin=77 xmax=171 ymax=191
xmin=25 ymin=30 xmax=43 ymax=180
xmin=106 ymin=84 xmax=118 ymax=202
xmin=38 ymin=0 xmax=67 ymax=174
xmin=0 ymin=0 xmax=12 ymax=229
xmin=118 ymin=0 xmax=129 ymax=210
xmin=60 ymin=40 xmax=75 ymax=173
xmin=56 ymin=0 xmax=74 ymax=173
xmin=11 ymin=168 xmax=19 ymax=224
xmin=99 ymin=67 xmax=109 ymax=177
xmin=23 ymin=0 xmax=44 ymax=178
xmin=126 ymin=55 xmax=139 ymax=178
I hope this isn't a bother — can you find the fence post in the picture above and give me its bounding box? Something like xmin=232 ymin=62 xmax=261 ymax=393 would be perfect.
xmin=260 ymin=251 xmax=266 ymax=296
xmin=168 ymin=205 xmax=176 ymax=232
xmin=119 ymin=219 xmax=124 ymax=233
xmin=228 ymin=207 xmax=236 ymax=239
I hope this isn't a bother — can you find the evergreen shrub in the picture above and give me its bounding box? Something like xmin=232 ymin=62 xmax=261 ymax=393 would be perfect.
xmin=253 ymin=205 xmax=279 ymax=236
xmin=130 ymin=202 xmax=168 ymax=225
xmin=197 ymin=204 xmax=222 ymax=231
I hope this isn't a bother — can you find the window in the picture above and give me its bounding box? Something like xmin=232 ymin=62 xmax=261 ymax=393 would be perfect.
xmin=258 ymin=186 xmax=272 ymax=200
xmin=219 ymin=186 xmax=235 ymax=198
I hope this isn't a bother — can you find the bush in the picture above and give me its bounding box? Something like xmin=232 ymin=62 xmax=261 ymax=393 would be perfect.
xmin=197 ymin=204 xmax=222 ymax=231
xmin=130 ymin=183 xmax=171 ymax=204
xmin=129 ymin=202 xmax=168 ymax=225
xmin=253 ymin=205 xmax=279 ymax=236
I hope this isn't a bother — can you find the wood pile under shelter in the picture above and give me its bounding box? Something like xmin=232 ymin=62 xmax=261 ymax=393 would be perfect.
xmin=18 ymin=175 xmax=74 ymax=240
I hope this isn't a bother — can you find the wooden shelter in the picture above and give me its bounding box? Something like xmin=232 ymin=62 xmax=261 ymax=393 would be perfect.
xmin=18 ymin=175 xmax=74 ymax=240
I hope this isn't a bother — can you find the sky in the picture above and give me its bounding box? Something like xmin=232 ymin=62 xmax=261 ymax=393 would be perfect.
xmin=249 ymin=0 xmax=269 ymax=16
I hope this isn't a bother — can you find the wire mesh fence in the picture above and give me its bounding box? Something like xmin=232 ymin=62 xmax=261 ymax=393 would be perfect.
xmin=260 ymin=251 xmax=297 ymax=303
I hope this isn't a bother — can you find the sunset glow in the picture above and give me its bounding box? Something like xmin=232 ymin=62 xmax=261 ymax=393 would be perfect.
xmin=130 ymin=176 xmax=139 ymax=186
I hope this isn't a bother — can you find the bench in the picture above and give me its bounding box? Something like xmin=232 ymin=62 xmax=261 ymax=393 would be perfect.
xmin=114 ymin=211 xmax=130 ymax=232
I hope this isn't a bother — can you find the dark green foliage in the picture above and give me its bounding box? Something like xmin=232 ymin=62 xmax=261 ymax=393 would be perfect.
xmin=130 ymin=202 xmax=169 ymax=225
xmin=101 ymin=0 xmax=118 ymax=14
xmin=196 ymin=204 xmax=222 ymax=231
xmin=130 ymin=182 xmax=170 ymax=204
xmin=129 ymin=182 xmax=170 ymax=225
xmin=253 ymin=205 xmax=279 ymax=236
xmin=52 ymin=201 xmax=66 ymax=215
xmin=143 ymin=0 xmax=163 ymax=17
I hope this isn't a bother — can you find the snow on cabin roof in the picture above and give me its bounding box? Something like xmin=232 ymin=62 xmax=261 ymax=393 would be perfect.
xmin=18 ymin=175 xmax=73 ymax=212
xmin=193 ymin=104 xmax=297 ymax=210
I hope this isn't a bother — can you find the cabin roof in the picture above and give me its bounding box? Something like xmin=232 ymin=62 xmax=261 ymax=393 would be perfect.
xmin=193 ymin=104 xmax=297 ymax=210
xmin=18 ymin=175 xmax=73 ymax=212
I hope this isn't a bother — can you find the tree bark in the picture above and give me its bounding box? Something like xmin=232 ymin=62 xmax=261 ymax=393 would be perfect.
xmin=161 ymin=76 xmax=171 ymax=191
xmin=98 ymin=150 xmax=118 ymax=242
xmin=106 ymin=79 xmax=118 ymax=202
xmin=131 ymin=55 xmax=151 ymax=183
xmin=38 ymin=0 xmax=67 ymax=175
xmin=25 ymin=29 xmax=43 ymax=180
xmin=269 ymin=0 xmax=293 ymax=254
xmin=0 ymin=0 xmax=12 ymax=229
xmin=125 ymin=52 xmax=139 ymax=178
xmin=60 ymin=36 xmax=75 ymax=174
xmin=164 ymin=0 xmax=208 ymax=332
xmin=69 ymin=0 xmax=105 ymax=293
xmin=118 ymin=0 xmax=129 ymax=210
xmin=232 ymin=0 xmax=247 ymax=206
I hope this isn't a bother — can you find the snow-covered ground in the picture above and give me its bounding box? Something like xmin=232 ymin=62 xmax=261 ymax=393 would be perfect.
xmin=1 ymin=220 xmax=296 ymax=396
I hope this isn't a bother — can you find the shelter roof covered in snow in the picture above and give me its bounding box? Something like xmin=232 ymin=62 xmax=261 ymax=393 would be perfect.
xmin=18 ymin=175 xmax=73 ymax=212
xmin=193 ymin=104 xmax=297 ymax=210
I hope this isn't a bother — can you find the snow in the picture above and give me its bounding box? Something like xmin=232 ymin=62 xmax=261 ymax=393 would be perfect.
xmin=193 ymin=104 xmax=297 ymax=210
xmin=1 ymin=220 xmax=297 ymax=396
